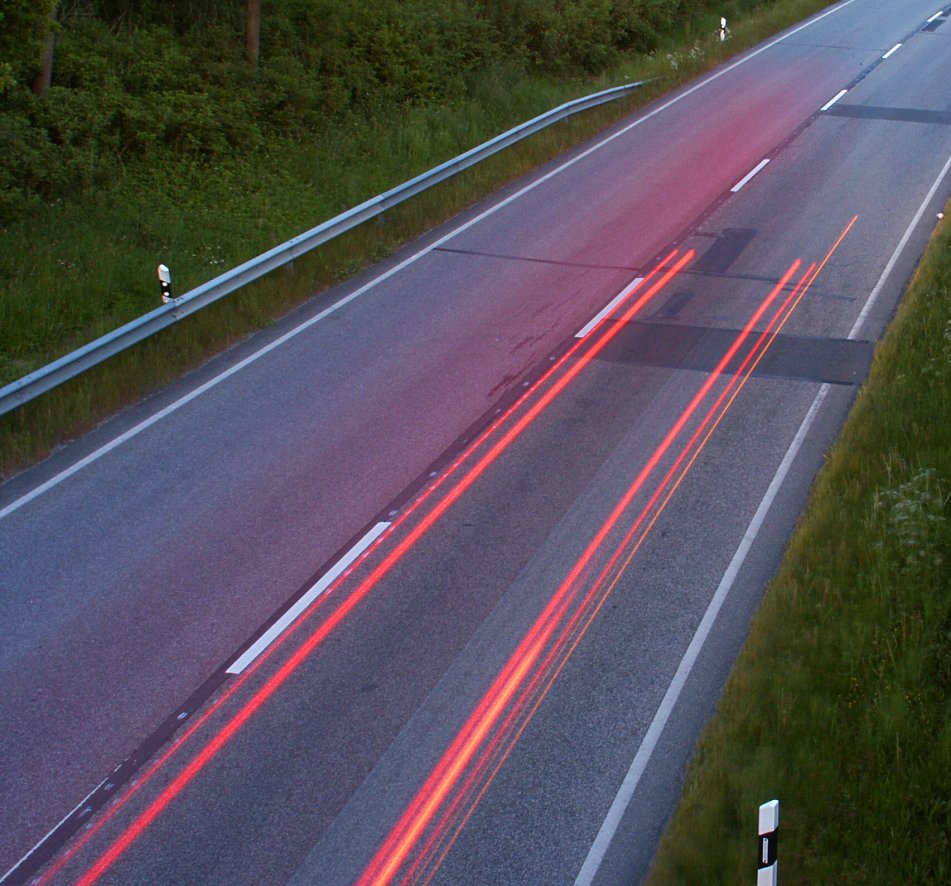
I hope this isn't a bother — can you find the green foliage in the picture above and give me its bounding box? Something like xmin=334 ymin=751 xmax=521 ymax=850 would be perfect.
xmin=475 ymin=0 xmax=696 ymax=71
xmin=0 ymin=0 xmax=750 ymax=221
xmin=0 ymin=0 xmax=838 ymax=474
xmin=0 ymin=0 xmax=58 ymax=84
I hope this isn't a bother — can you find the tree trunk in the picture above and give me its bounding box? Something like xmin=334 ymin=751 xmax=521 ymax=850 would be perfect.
xmin=32 ymin=29 xmax=55 ymax=98
xmin=246 ymin=0 xmax=261 ymax=67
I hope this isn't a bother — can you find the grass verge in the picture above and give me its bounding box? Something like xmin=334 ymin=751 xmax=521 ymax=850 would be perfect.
xmin=0 ymin=0 xmax=833 ymax=479
xmin=646 ymin=207 xmax=951 ymax=883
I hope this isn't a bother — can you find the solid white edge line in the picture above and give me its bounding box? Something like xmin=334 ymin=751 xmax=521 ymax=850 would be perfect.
xmin=882 ymin=43 xmax=902 ymax=59
xmin=2 ymin=515 xmax=385 ymax=876
xmin=849 ymin=148 xmax=951 ymax=340
xmin=576 ymin=144 xmax=951 ymax=881
xmin=0 ymin=0 xmax=862 ymax=522
xmin=574 ymin=383 xmax=832 ymax=886
xmin=927 ymin=11 xmax=943 ymax=23
xmin=1 ymin=776 xmax=109 ymax=884
xmin=575 ymin=278 xmax=644 ymax=338
xmin=820 ymin=88 xmax=848 ymax=112
xmin=226 ymin=521 xmax=390 ymax=675
xmin=730 ymin=158 xmax=770 ymax=193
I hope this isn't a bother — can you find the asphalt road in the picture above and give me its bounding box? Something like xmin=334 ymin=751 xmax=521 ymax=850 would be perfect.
xmin=2 ymin=1 xmax=951 ymax=883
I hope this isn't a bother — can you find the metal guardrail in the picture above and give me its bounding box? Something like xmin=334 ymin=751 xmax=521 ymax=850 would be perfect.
xmin=0 ymin=80 xmax=648 ymax=417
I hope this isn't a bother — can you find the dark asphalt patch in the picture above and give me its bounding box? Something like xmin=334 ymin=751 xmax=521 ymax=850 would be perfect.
xmin=656 ymin=291 xmax=697 ymax=319
xmin=693 ymin=228 xmax=758 ymax=274
xmin=595 ymin=320 xmax=874 ymax=386
xmin=826 ymin=104 xmax=951 ymax=126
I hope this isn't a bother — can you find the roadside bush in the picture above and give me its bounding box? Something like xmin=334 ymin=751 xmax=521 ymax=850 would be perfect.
xmin=0 ymin=0 xmax=58 ymax=84
xmin=0 ymin=0 xmax=753 ymax=221
xmin=0 ymin=103 xmax=64 ymax=217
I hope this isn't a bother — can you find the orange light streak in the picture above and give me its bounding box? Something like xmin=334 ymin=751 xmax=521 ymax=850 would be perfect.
xmin=591 ymin=215 xmax=858 ymax=611
xmin=585 ymin=261 xmax=816 ymax=600
xmin=403 ymin=264 xmax=806 ymax=877
xmin=383 ymin=218 xmax=860 ymax=884
xmin=357 ymin=259 xmax=801 ymax=886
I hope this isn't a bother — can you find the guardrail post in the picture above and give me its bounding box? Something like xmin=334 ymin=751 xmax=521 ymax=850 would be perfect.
xmin=757 ymin=799 xmax=779 ymax=885
xmin=158 ymin=264 xmax=173 ymax=304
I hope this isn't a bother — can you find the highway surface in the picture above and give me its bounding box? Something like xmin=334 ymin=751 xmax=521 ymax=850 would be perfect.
xmin=2 ymin=1 xmax=951 ymax=883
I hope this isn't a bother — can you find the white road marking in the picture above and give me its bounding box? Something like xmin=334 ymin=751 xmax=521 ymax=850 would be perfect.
xmin=731 ymin=158 xmax=770 ymax=193
xmin=927 ymin=11 xmax=943 ymax=23
xmin=1 ymin=775 xmax=108 ymax=884
xmin=882 ymin=43 xmax=902 ymax=59
xmin=820 ymin=88 xmax=848 ymax=112
xmin=574 ymin=383 xmax=832 ymax=886
xmin=226 ymin=522 xmax=390 ymax=674
xmin=576 ymin=139 xmax=951 ymax=886
xmin=850 ymin=148 xmax=951 ymax=340
xmin=575 ymin=278 xmax=644 ymax=338
xmin=0 ymin=0 xmax=862 ymax=521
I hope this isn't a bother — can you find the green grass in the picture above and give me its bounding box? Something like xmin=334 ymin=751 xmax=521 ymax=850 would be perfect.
xmin=0 ymin=0 xmax=833 ymax=478
xmin=646 ymin=209 xmax=951 ymax=883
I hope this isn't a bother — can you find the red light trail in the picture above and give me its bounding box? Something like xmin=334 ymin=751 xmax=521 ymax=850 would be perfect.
xmin=56 ymin=253 xmax=691 ymax=886
xmin=354 ymin=259 xmax=802 ymax=886
xmin=356 ymin=213 xmax=860 ymax=883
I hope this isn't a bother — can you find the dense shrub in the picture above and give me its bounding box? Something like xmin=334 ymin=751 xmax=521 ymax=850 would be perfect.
xmin=0 ymin=0 xmax=749 ymax=222
xmin=0 ymin=0 xmax=59 ymax=86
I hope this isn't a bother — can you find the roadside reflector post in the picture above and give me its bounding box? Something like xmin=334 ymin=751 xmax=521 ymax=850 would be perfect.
xmin=158 ymin=264 xmax=173 ymax=304
xmin=757 ymin=799 xmax=779 ymax=885
xmin=720 ymin=17 xmax=728 ymax=41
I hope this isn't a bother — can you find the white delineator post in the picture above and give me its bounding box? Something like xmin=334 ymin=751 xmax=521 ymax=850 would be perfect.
xmin=757 ymin=799 xmax=779 ymax=884
xmin=720 ymin=17 xmax=728 ymax=41
xmin=158 ymin=264 xmax=173 ymax=304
